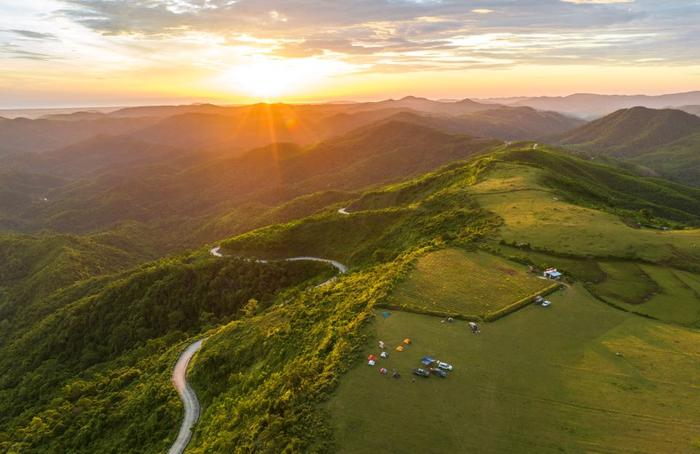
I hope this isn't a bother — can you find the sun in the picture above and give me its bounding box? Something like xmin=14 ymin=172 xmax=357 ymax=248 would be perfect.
xmin=219 ymin=56 xmax=353 ymax=100
xmin=224 ymin=59 xmax=293 ymax=99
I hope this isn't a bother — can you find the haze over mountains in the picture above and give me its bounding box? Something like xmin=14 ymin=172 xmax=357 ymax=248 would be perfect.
xmin=4 ymin=89 xmax=700 ymax=122
xmin=5 ymin=0 xmax=700 ymax=447
xmin=480 ymin=91 xmax=700 ymax=118
xmin=1 ymin=92 xmax=700 ymax=453
xmin=2 ymin=94 xmax=700 ymax=242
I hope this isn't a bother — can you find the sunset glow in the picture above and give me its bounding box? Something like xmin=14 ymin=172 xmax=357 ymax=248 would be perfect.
xmin=217 ymin=57 xmax=356 ymax=100
xmin=1 ymin=1 xmax=699 ymax=107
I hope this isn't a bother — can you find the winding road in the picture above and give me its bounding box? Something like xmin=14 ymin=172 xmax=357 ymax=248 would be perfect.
xmin=169 ymin=247 xmax=347 ymax=453
xmin=209 ymin=247 xmax=347 ymax=274
xmin=169 ymin=339 xmax=205 ymax=454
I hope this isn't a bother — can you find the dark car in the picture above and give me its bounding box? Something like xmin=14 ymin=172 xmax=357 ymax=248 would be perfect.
xmin=430 ymin=368 xmax=448 ymax=378
xmin=412 ymin=368 xmax=430 ymax=377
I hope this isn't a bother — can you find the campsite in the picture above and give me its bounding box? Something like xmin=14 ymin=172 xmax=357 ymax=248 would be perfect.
xmin=323 ymin=165 xmax=700 ymax=452
xmin=326 ymin=285 xmax=700 ymax=453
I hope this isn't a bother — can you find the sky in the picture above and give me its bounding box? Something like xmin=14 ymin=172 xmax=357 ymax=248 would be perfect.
xmin=1 ymin=0 xmax=699 ymax=108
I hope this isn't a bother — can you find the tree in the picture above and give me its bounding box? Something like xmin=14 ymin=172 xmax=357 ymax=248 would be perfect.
xmin=242 ymin=298 xmax=258 ymax=317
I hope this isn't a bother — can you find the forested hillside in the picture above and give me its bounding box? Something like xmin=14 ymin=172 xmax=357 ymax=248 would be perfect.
xmin=0 ymin=253 xmax=331 ymax=452
xmin=1 ymin=100 xmax=699 ymax=453
xmin=554 ymin=107 xmax=700 ymax=186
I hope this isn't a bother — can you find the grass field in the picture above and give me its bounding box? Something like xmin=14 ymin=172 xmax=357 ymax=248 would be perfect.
xmin=589 ymin=263 xmax=700 ymax=326
xmin=386 ymin=248 xmax=552 ymax=318
xmin=471 ymin=162 xmax=700 ymax=266
xmin=326 ymin=285 xmax=700 ymax=453
xmin=592 ymin=262 xmax=658 ymax=304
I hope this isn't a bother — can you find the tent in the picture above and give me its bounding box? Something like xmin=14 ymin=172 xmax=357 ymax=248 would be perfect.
xmin=368 ymin=359 xmax=376 ymax=366
xmin=382 ymin=311 xmax=391 ymax=319
xmin=380 ymin=351 xmax=388 ymax=358
xmin=403 ymin=338 xmax=412 ymax=345
xmin=379 ymin=367 xmax=388 ymax=375
xmin=367 ymin=354 xmax=377 ymax=362
xmin=395 ymin=345 xmax=404 ymax=352
xmin=421 ymin=356 xmax=435 ymax=366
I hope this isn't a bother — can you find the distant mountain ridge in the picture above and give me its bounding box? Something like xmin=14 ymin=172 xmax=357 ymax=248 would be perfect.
xmin=18 ymin=121 xmax=497 ymax=235
xmin=479 ymin=91 xmax=700 ymax=118
xmin=554 ymin=106 xmax=700 ymax=157
xmin=384 ymin=106 xmax=583 ymax=141
xmin=554 ymin=106 xmax=700 ymax=186
xmin=345 ymin=95 xmax=499 ymax=116
xmin=0 ymin=98 xmax=580 ymax=158
xmin=679 ymin=105 xmax=700 ymax=117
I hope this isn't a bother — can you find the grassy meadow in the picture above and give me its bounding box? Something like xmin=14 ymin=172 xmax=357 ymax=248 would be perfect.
xmin=208 ymin=148 xmax=700 ymax=452
xmin=386 ymin=248 xmax=552 ymax=318
xmin=326 ymin=285 xmax=700 ymax=454
xmin=471 ymin=162 xmax=700 ymax=266
xmin=590 ymin=263 xmax=700 ymax=326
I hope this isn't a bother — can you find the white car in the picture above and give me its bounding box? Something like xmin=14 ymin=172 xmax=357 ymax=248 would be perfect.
xmin=437 ymin=361 xmax=453 ymax=371
xmin=542 ymin=300 xmax=552 ymax=307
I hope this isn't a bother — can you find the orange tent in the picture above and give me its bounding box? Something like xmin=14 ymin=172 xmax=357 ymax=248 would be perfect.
xmin=395 ymin=345 xmax=404 ymax=352
xmin=403 ymin=338 xmax=412 ymax=345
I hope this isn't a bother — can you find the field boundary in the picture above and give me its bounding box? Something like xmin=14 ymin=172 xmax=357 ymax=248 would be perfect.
xmin=376 ymin=281 xmax=561 ymax=322
xmin=483 ymin=282 xmax=560 ymax=321
xmin=374 ymin=302 xmax=481 ymax=321
xmin=583 ymin=283 xmax=661 ymax=321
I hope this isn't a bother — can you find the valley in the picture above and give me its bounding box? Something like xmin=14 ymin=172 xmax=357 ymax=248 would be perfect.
xmin=3 ymin=0 xmax=700 ymax=451
xmin=1 ymin=98 xmax=699 ymax=454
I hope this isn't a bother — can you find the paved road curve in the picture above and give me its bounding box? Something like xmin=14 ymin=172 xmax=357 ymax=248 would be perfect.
xmin=169 ymin=339 xmax=205 ymax=454
xmin=209 ymin=247 xmax=348 ymax=274
xmin=168 ymin=247 xmax=348 ymax=453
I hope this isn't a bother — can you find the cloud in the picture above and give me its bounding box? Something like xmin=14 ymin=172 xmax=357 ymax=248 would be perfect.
xmin=3 ymin=0 xmax=698 ymax=76
xmin=562 ymin=0 xmax=633 ymax=3
xmin=8 ymin=29 xmax=58 ymax=40
xmin=0 ymin=43 xmax=54 ymax=60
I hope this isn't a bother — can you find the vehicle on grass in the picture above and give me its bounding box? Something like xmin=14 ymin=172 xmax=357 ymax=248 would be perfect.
xmin=437 ymin=361 xmax=453 ymax=371
xmin=430 ymin=368 xmax=448 ymax=378
xmin=412 ymin=368 xmax=430 ymax=378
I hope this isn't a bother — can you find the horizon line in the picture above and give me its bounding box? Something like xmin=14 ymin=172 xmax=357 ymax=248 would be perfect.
xmin=1 ymin=89 xmax=699 ymax=112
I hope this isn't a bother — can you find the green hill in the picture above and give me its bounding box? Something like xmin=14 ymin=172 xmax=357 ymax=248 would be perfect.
xmin=626 ymin=131 xmax=700 ymax=187
xmin=553 ymin=107 xmax=700 ymax=186
xmin=554 ymin=106 xmax=700 ymax=157
xmin=0 ymin=251 xmax=332 ymax=453
xmin=2 ymin=143 xmax=700 ymax=453
xmin=0 ymin=228 xmax=157 ymax=339
xmin=199 ymin=146 xmax=700 ymax=451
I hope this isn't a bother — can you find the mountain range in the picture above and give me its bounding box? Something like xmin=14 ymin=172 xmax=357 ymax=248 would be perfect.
xmin=1 ymin=96 xmax=700 ymax=453
xmin=480 ymin=91 xmax=700 ymax=118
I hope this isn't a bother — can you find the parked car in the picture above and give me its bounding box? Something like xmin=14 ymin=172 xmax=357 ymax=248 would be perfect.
xmin=412 ymin=368 xmax=430 ymax=377
xmin=437 ymin=361 xmax=453 ymax=371
xmin=430 ymin=368 xmax=448 ymax=378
